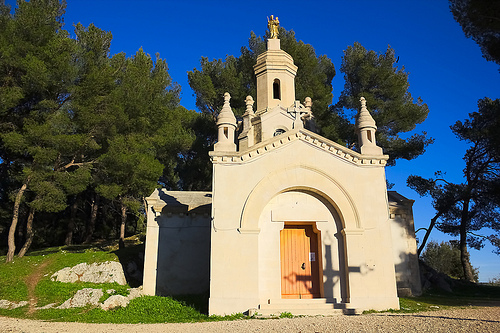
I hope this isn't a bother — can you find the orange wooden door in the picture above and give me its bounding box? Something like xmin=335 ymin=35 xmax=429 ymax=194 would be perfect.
xmin=280 ymin=225 xmax=320 ymax=299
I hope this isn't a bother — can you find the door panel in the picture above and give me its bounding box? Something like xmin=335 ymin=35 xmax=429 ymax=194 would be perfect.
xmin=280 ymin=225 xmax=320 ymax=298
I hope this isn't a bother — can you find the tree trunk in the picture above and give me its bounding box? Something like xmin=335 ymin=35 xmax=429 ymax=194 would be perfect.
xmin=119 ymin=201 xmax=127 ymax=249
xmin=6 ymin=179 xmax=29 ymax=263
xmin=18 ymin=206 xmax=36 ymax=258
xmin=460 ymin=198 xmax=476 ymax=282
xmin=417 ymin=211 xmax=443 ymax=256
xmin=65 ymin=196 xmax=78 ymax=246
xmin=84 ymin=193 xmax=99 ymax=244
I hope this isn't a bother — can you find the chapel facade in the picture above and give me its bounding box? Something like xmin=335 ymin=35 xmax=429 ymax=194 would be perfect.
xmin=143 ymin=21 xmax=421 ymax=316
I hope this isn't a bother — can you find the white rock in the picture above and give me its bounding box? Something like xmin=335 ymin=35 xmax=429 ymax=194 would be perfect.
xmin=0 ymin=300 xmax=11 ymax=309
xmin=10 ymin=301 xmax=28 ymax=309
xmin=100 ymin=295 xmax=129 ymax=311
xmin=127 ymin=286 xmax=143 ymax=300
xmin=0 ymin=300 xmax=28 ymax=309
xmin=51 ymin=261 xmax=126 ymax=285
xmin=57 ymin=288 xmax=103 ymax=309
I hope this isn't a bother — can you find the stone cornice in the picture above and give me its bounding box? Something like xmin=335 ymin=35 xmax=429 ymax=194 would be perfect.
xmin=210 ymin=128 xmax=389 ymax=166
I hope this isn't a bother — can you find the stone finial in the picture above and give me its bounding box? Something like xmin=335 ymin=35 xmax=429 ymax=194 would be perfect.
xmin=217 ymin=92 xmax=236 ymax=126
xmin=356 ymin=96 xmax=382 ymax=155
xmin=356 ymin=96 xmax=376 ymax=129
xmin=245 ymin=95 xmax=255 ymax=115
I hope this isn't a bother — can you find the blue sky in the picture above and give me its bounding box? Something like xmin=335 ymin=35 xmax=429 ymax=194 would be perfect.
xmin=6 ymin=0 xmax=500 ymax=281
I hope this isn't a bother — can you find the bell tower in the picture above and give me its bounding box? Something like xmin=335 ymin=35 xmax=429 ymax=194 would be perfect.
xmin=253 ymin=31 xmax=297 ymax=113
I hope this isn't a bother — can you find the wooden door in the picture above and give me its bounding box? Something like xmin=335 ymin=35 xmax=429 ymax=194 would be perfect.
xmin=280 ymin=224 xmax=320 ymax=299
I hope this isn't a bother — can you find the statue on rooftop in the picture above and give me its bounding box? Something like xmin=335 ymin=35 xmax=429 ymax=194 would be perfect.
xmin=267 ymin=15 xmax=279 ymax=39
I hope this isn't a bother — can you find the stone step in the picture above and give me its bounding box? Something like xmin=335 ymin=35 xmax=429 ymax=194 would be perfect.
xmin=256 ymin=299 xmax=359 ymax=316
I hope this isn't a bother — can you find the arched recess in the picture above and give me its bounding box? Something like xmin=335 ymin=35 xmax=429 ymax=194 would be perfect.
xmin=273 ymin=78 xmax=281 ymax=100
xmin=239 ymin=165 xmax=361 ymax=232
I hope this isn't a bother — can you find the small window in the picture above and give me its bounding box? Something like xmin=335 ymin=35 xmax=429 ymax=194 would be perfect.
xmin=273 ymin=79 xmax=281 ymax=100
xmin=367 ymin=130 xmax=372 ymax=143
xmin=224 ymin=127 xmax=228 ymax=139
xmin=274 ymin=128 xmax=286 ymax=136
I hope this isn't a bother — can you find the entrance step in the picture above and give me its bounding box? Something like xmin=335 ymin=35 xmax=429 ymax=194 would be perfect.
xmin=257 ymin=299 xmax=359 ymax=316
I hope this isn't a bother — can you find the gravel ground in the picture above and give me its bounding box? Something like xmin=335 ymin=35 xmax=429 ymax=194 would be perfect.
xmin=0 ymin=307 xmax=499 ymax=332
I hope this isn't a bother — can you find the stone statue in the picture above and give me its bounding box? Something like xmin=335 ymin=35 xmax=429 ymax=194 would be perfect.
xmin=267 ymin=15 xmax=279 ymax=39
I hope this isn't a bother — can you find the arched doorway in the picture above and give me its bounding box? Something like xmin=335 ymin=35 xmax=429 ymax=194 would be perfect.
xmin=257 ymin=189 xmax=348 ymax=302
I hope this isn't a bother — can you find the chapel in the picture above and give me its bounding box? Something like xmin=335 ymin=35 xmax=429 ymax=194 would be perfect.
xmin=142 ymin=18 xmax=421 ymax=315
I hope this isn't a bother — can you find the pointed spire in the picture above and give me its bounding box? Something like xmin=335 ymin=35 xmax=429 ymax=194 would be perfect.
xmin=214 ymin=92 xmax=237 ymax=152
xmin=356 ymin=97 xmax=377 ymax=130
xmin=217 ymin=92 xmax=236 ymax=126
xmin=356 ymin=97 xmax=382 ymax=155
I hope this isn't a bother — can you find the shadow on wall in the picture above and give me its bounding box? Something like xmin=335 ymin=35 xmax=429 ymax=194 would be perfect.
xmin=112 ymin=242 xmax=145 ymax=288
xmin=153 ymin=191 xmax=211 ymax=297
xmin=322 ymin=237 xmax=349 ymax=303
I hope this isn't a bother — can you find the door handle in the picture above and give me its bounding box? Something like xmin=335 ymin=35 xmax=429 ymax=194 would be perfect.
xmin=301 ymin=263 xmax=306 ymax=270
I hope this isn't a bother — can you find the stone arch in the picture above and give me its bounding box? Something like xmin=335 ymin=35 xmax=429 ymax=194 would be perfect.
xmin=239 ymin=165 xmax=360 ymax=232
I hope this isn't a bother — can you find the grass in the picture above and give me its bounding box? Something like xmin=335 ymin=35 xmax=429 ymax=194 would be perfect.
xmin=0 ymin=240 xmax=247 ymax=323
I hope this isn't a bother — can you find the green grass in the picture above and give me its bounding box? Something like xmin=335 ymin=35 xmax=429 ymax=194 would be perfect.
xmin=0 ymin=241 xmax=247 ymax=323
xmin=279 ymin=311 xmax=294 ymax=318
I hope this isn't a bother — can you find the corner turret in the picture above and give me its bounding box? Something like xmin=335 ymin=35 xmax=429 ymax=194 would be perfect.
xmin=214 ymin=92 xmax=237 ymax=152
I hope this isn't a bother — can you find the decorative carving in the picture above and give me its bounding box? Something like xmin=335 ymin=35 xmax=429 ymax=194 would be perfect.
xmin=245 ymin=95 xmax=255 ymax=115
xmin=267 ymin=15 xmax=279 ymax=39
xmin=211 ymin=128 xmax=388 ymax=166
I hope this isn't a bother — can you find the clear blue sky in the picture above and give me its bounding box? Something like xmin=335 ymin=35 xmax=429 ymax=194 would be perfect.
xmin=7 ymin=0 xmax=500 ymax=281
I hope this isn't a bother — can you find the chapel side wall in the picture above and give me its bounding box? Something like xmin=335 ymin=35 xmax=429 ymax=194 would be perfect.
xmin=156 ymin=213 xmax=211 ymax=295
xmin=389 ymin=203 xmax=422 ymax=297
xmin=145 ymin=212 xmax=211 ymax=296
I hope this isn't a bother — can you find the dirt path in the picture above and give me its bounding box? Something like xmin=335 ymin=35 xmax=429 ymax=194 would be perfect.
xmin=1 ymin=306 xmax=499 ymax=333
xmin=23 ymin=258 xmax=54 ymax=314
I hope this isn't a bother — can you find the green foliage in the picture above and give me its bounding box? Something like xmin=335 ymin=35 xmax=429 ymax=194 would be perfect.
xmin=0 ymin=1 xmax=196 ymax=252
xmin=335 ymin=42 xmax=432 ymax=165
xmin=279 ymin=311 xmax=294 ymax=318
xmin=421 ymin=241 xmax=479 ymax=280
xmin=450 ymin=0 xmax=500 ymax=67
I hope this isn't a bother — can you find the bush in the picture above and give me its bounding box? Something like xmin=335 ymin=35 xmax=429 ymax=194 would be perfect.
xmin=421 ymin=241 xmax=479 ymax=281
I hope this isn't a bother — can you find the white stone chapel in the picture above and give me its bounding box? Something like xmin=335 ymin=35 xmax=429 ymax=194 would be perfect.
xmin=143 ymin=20 xmax=421 ymax=316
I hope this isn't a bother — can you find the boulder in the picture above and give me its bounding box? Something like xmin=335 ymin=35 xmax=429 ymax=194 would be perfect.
xmin=57 ymin=288 xmax=103 ymax=309
xmin=100 ymin=295 xmax=129 ymax=310
xmin=51 ymin=261 xmax=126 ymax=285
xmin=127 ymin=286 xmax=143 ymax=300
